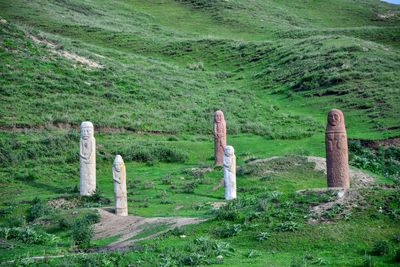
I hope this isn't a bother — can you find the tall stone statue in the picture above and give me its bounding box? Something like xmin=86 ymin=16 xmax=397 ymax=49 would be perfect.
xmin=214 ymin=110 xmax=226 ymax=166
xmin=80 ymin=121 xmax=96 ymax=196
xmin=223 ymin=146 xmax=236 ymax=200
xmin=113 ymin=155 xmax=128 ymax=216
xmin=325 ymin=109 xmax=349 ymax=188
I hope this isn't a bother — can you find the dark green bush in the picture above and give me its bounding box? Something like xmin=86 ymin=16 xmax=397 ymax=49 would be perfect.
xmin=214 ymin=224 xmax=241 ymax=238
xmin=84 ymin=211 xmax=100 ymax=224
xmin=182 ymin=181 xmax=197 ymax=193
xmin=393 ymin=249 xmax=400 ymax=262
xmin=214 ymin=202 xmax=240 ymax=221
xmin=0 ymin=227 xmax=57 ymax=245
xmin=71 ymin=218 xmax=94 ymax=249
xmin=370 ymin=240 xmax=390 ymax=256
xmin=26 ymin=197 xmax=48 ymax=222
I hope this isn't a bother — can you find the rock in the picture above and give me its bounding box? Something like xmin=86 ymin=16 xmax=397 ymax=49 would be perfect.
xmin=80 ymin=121 xmax=96 ymax=196
xmin=214 ymin=110 xmax=226 ymax=166
xmin=113 ymin=155 xmax=128 ymax=216
xmin=223 ymin=146 xmax=236 ymax=200
xmin=325 ymin=109 xmax=349 ymax=188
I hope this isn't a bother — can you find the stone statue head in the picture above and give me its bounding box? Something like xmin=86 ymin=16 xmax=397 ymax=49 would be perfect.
xmin=80 ymin=121 xmax=94 ymax=140
xmin=214 ymin=110 xmax=224 ymax=123
xmin=113 ymin=155 xmax=124 ymax=172
xmin=224 ymin=146 xmax=234 ymax=157
xmin=326 ymin=109 xmax=346 ymax=133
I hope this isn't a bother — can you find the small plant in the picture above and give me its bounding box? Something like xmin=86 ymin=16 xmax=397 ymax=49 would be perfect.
xmin=143 ymin=181 xmax=155 ymax=190
xmin=71 ymin=218 xmax=94 ymax=249
xmin=362 ymin=254 xmax=375 ymax=267
xmin=246 ymin=250 xmax=261 ymax=258
xmin=275 ymin=221 xmax=299 ymax=232
xmin=26 ymin=197 xmax=48 ymax=222
xmin=214 ymin=224 xmax=241 ymax=238
xmin=161 ymin=174 xmax=172 ymax=185
xmin=256 ymin=232 xmax=270 ymax=241
xmin=214 ymin=202 xmax=240 ymax=221
xmin=182 ymin=181 xmax=197 ymax=193
xmin=370 ymin=240 xmax=390 ymax=256
xmin=84 ymin=211 xmax=100 ymax=224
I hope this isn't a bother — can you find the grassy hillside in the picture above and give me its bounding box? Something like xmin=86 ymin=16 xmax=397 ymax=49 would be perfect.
xmin=0 ymin=0 xmax=399 ymax=266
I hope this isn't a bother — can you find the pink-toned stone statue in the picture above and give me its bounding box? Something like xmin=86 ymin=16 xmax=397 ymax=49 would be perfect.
xmin=223 ymin=146 xmax=236 ymax=200
xmin=214 ymin=110 xmax=226 ymax=165
xmin=325 ymin=109 xmax=349 ymax=188
xmin=80 ymin=121 xmax=96 ymax=196
xmin=113 ymin=155 xmax=128 ymax=216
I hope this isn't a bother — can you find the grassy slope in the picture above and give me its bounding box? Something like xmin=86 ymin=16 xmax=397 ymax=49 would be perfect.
xmin=0 ymin=0 xmax=400 ymax=266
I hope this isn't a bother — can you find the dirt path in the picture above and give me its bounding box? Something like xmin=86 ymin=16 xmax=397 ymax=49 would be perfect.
xmin=30 ymin=35 xmax=103 ymax=69
xmin=93 ymin=208 xmax=206 ymax=251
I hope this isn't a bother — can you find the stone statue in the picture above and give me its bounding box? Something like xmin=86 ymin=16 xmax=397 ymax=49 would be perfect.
xmin=223 ymin=146 xmax=236 ymax=200
xmin=80 ymin=121 xmax=96 ymax=196
xmin=113 ymin=155 xmax=128 ymax=216
xmin=326 ymin=109 xmax=349 ymax=188
xmin=214 ymin=110 xmax=226 ymax=166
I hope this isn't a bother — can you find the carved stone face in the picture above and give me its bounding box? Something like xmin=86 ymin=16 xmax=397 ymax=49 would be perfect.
xmin=328 ymin=110 xmax=341 ymax=126
xmin=114 ymin=162 xmax=123 ymax=172
xmin=114 ymin=155 xmax=124 ymax=172
xmin=214 ymin=111 xmax=224 ymax=123
xmin=224 ymin=146 xmax=234 ymax=157
xmin=81 ymin=126 xmax=93 ymax=140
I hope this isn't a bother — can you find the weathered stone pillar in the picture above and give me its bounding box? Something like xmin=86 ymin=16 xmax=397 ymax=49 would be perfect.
xmin=223 ymin=146 xmax=236 ymax=200
xmin=214 ymin=110 xmax=226 ymax=166
xmin=325 ymin=109 xmax=349 ymax=188
xmin=80 ymin=121 xmax=96 ymax=196
xmin=113 ymin=155 xmax=128 ymax=216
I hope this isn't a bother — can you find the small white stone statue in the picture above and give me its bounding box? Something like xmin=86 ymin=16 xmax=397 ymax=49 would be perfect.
xmin=113 ymin=155 xmax=128 ymax=216
xmin=223 ymin=146 xmax=236 ymax=200
xmin=80 ymin=121 xmax=96 ymax=196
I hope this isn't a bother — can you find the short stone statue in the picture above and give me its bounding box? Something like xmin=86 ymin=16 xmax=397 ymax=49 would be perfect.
xmin=214 ymin=110 xmax=226 ymax=165
xmin=223 ymin=146 xmax=236 ymax=200
xmin=113 ymin=155 xmax=128 ymax=216
xmin=80 ymin=121 xmax=96 ymax=196
xmin=326 ymin=109 xmax=349 ymax=188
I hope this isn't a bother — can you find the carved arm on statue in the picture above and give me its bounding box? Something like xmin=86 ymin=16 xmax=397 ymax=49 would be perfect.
xmin=113 ymin=174 xmax=121 ymax=184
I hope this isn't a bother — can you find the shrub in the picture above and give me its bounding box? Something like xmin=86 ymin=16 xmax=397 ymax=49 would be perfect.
xmin=182 ymin=181 xmax=197 ymax=193
xmin=26 ymin=197 xmax=48 ymax=222
xmin=84 ymin=211 xmax=100 ymax=224
xmin=214 ymin=202 xmax=240 ymax=221
xmin=214 ymin=224 xmax=241 ymax=238
xmin=370 ymin=240 xmax=390 ymax=256
xmin=0 ymin=227 xmax=57 ymax=245
xmin=71 ymin=219 xmax=93 ymax=249
xmin=15 ymin=171 xmax=39 ymax=182
xmin=393 ymin=249 xmax=400 ymax=262
xmin=4 ymin=216 xmax=25 ymax=227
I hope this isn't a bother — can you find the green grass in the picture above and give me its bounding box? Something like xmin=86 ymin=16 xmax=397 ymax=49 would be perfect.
xmin=0 ymin=0 xmax=400 ymax=265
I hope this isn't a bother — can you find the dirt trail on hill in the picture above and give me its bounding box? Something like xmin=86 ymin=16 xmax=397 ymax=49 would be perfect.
xmin=93 ymin=208 xmax=206 ymax=251
xmin=30 ymin=35 xmax=103 ymax=69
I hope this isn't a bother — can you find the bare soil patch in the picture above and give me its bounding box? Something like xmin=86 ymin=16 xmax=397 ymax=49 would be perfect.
xmin=93 ymin=208 xmax=206 ymax=251
xmin=30 ymin=35 xmax=103 ymax=69
xmin=303 ymin=156 xmax=376 ymax=223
